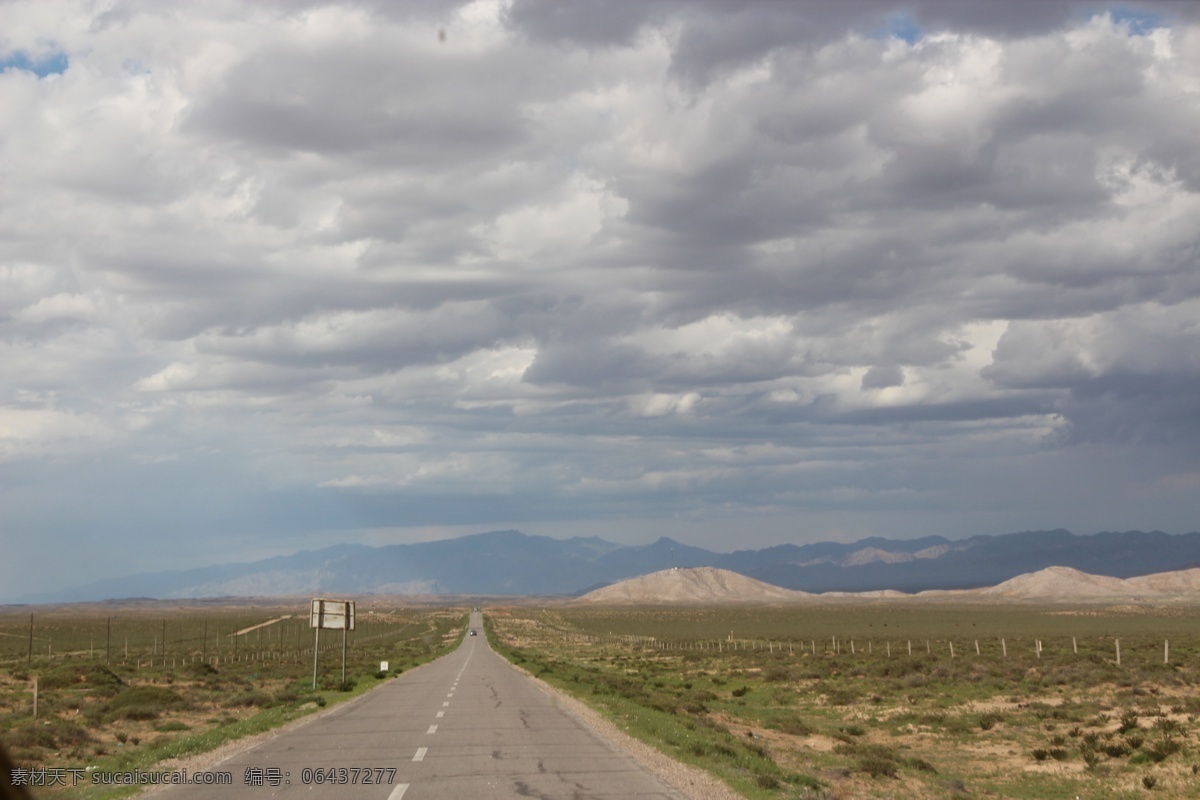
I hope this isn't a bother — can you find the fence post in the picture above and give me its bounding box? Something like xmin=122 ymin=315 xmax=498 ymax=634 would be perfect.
xmin=1115 ymin=639 xmax=1121 ymax=666
xmin=1002 ymin=638 xmax=1006 ymax=657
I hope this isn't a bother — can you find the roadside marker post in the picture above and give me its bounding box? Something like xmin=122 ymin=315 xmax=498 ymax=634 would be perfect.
xmin=310 ymin=598 xmax=356 ymax=689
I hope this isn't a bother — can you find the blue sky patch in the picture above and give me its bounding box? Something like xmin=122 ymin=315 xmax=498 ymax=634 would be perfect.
xmin=873 ymin=11 xmax=924 ymax=44
xmin=0 ymin=50 xmax=69 ymax=77
xmin=1107 ymin=5 xmax=1167 ymax=35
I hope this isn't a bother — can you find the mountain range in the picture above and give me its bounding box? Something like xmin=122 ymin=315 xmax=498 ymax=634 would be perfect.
xmin=20 ymin=528 xmax=1200 ymax=603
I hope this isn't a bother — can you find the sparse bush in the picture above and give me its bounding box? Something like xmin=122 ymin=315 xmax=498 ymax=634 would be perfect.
xmin=154 ymin=721 xmax=190 ymax=732
xmin=979 ymin=713 xmax=1002 ymax=731
xmin=224 ymin=691 xmax=272 ymax=708
xmin=755 ymin=774 xmax=781 ymax=789
xmin=776 ymin=717 xmax=814 ymax=736
xmin=859 ymin=755 xmax=899 ymax=778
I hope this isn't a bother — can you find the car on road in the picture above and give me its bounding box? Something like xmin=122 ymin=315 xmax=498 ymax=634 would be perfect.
xmin=469 ymin=629 xmax=477 ymax=636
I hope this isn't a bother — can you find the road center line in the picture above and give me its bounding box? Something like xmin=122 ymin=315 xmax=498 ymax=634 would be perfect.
xmin=427 ymin=724 xmax=438 ymax=734
xmin=413 ymin=747 xmax=427 ymax=762
xmin=442 ymin=701 xmax=449 ymax=706
xmin=436 ymin=711 xmax=444 ymax=718
xmin=387 ymin=784 xmax=409 ymax=800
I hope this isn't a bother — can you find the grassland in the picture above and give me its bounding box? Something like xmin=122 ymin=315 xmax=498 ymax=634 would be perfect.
xmin=0 ymin=601 xmax=468 ymax=799
xmin=487 ymin=602 xmax=1200 ymax=799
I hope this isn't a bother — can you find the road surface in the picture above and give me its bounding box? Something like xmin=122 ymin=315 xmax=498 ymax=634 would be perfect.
xmin=148 ymin=611 xmax=693 ymax=800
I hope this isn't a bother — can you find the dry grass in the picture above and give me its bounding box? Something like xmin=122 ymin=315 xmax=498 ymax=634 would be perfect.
xmin=488 ymin=602 xmax=1200 ymax=800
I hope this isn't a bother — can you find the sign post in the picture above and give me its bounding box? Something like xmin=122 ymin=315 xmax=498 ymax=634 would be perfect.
xmin=310 ymin=598 xmax=355 ymax=689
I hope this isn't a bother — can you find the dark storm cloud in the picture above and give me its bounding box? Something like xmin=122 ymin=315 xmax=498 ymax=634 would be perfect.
xmin=2 ymin=0 xmax=1199 ymax=599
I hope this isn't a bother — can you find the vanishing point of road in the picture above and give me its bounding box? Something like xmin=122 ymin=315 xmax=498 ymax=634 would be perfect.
xmin=150 ymin=611 xmax=695 ymax=800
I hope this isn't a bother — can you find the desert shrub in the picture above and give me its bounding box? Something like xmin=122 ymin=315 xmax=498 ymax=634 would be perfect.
xmin=38 ymin=663 xmax=124 ymax=696
xmin=223 ymin=691 xmax=272 ymax=708
xmin=826 ymin=688 xmax=859 ymax=706
xmin=273 ymin=688 xmax=299 ymax=704
xmin=763 ymin=666 xmax=791 ymax=682
xmin=1048 ymin=748 xmax=1069 ymax=761
xmin=696 ymin=716 xmax=730 ymax=735
xmin=859 ymin=755 xmax=899 ymax=778
xmin=7 ymin=720 xmax=93 ymax=750
xmin=731 ymin=686 xmax=751 ymax=698
xmin=154 ymin=721 xmax=190 ymax=732
xmin=775 ymin=716 xmax=814 ymax=736
xmin=1146 ymin=736 xmax=1182 ymax=763
xmin=1143 ymin=775 xmax=1157 ymax=790
xmin=1104 ymin=742 xmax=1131 ymax=758
xmin=107 ymin=705 xmax=161 ymax=721
xmin=1119 ymin=711 xmax=1140 ymax=733
xmin=755 ymin=774 xmax=780 ymax=789
xmin=1031 ymin=749 xmax=1049 ymax=762
xmin=1153 ymin=717 xmax=1182 ymax=734
xmin=979 ymin=713 xmax=1003 ymax=731
xmin=110 ymin=685 xmax=187 ymax=712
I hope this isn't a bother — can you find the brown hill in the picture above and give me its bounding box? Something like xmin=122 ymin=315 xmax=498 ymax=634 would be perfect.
xmin=574 ymin=567 xmax=809 ymax=605
xmin=975 ymin=566 xmax=1130 ymax=598
xmin=575 ymin=565 xmax=1200 ymax=604
xmin=971 ymin=566 xmax=1200 ymax=599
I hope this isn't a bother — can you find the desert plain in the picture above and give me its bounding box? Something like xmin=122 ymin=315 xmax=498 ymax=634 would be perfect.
xmin=4 ymin=566 xmax=1200 ymax=799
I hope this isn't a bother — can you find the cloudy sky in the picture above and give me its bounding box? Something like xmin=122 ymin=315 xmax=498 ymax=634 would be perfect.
xmin=2 ymin=0 xmax=1198 ymax=600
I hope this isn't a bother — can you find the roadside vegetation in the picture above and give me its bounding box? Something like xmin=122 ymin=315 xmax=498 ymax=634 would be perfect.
xmin=487 ymin=603 xmax=1200 ymax=799
xmin=0 ymin=604 xmax=467 ymax=799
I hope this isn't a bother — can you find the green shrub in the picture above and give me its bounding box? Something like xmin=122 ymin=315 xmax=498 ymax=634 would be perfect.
xmin=109 ymin=685 xmax=187 ymax=712
xmin=154 ymin=721 xmax=190 ymax=732
xmin=859 ymin=756 xmax=899 ymax=778
xmin=38 ymin=663 xmax=124 ymax=696
xmin=775 ymin=717 xmax=814 ymax=736
xmin=979 ymin=713 xmax=1003 ymax=731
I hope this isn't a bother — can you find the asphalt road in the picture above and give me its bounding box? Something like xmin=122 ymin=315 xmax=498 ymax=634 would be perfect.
xmin=148 ymin=611 xmax=692 ymax=800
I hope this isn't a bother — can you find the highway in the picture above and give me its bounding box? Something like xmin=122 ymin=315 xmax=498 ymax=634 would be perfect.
xmin=150 ymin=611 xmax=694 ymax=799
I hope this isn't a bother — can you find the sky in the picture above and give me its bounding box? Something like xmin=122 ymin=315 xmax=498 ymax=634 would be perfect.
xmin=2 ymin=0 xmax=1199 ymax=601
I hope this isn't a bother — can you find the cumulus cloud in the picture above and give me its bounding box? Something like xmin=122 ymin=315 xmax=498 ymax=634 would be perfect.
xmin=2 ymin=0 xmax=1198 ymax=598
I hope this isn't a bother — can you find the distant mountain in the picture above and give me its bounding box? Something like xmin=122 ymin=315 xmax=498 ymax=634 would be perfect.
xmin=23 ymin=528 xmax=1200 ymax=603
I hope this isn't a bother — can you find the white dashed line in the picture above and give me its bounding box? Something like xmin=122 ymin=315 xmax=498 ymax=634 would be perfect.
xmin=436 ymin=711 xmax=444 ymax=718
xmin=442 ymin=701 xmax=450 ymax=707
xmin=387 ymin=784 xmax=409 ymax=800
xmin=427 ymin=724 xmax=438 ymax=734
xmin=413 ymin=747 xmax=427 ymax=762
